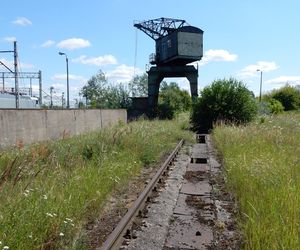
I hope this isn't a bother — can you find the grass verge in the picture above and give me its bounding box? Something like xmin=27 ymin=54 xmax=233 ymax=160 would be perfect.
xmin=212 ymin=112 xmax=300 ymax=249
xmin=0 ymin=114 xmax=193 ymax=249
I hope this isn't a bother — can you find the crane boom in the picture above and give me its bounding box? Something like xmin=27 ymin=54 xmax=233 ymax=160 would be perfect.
xmin=134 ymin=17 xmax=187 ymax=40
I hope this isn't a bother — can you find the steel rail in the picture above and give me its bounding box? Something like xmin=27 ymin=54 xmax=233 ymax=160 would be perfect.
xmin=100 ymin=139 xmax=184 ymax=250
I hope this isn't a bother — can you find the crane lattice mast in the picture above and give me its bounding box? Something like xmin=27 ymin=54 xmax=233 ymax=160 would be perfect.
xmin=134 ymin=17 xmax=187 ymax=40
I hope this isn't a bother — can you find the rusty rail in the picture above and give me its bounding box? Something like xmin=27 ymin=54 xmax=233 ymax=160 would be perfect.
xmin=100 ymin=139 xmax=184 ymax=250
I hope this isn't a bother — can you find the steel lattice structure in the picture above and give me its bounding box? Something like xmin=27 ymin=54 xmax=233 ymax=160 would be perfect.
xmin=134 ymin=17 xmax=187 ymax=40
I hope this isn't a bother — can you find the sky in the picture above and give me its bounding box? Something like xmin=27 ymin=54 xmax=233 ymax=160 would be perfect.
xmin=1 ymin=0 xmax=299 ymax=106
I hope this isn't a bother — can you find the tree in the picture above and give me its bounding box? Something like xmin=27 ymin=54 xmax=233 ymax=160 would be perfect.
xmin=80 ymin=70 xmax=131 ymax=109
xmin=98 ymin=84 xmax=131 ymax=109
xmin=270 ymin=85 xmax=300 ymax=111
xmin=129 ymin=73 xmax=148 ymax=97
xmin=81 ymin=70 xmax=107 ymax=106
xmin=155 ymin=82 xmax=192 ymax=119
xmin=191 ymin=78 xmax=257 ymax=133
xmin=159 ymin=82 xmax=192 ymax=112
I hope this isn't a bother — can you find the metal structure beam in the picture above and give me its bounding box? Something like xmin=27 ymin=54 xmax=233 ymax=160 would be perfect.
xmin=134 ymin=17 xmax=187 ymax=40
xmin=147 ymin=65 xmax=198 ymax=116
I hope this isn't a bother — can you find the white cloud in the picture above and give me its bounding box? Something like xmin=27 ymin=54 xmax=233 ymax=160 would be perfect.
xmin=0 ymin=58 xmax=34 ymax=70
xmin=51 ymin=74 xmax=86 ymax=82
xmin=238 ymin=61 xmax=278 ymax=78
xmin=265 ymin=76 xmax=300 ymax=85
xmin=106 ymin=64 xmax=142 ymax=83
xmin=72 ymin=55 xmax=117 ymax=66
xmin=12 ymin=17 xmax=32 ymax=26
xmin=41 ymin=40 xmax=55 ymax=48
xmin=199 ymin=49 xmax=238 ymax=66
xmin=3 ymin=37 xmax=17 ymax=42
xmin=57 ymin=38 xmax=91 ymax=50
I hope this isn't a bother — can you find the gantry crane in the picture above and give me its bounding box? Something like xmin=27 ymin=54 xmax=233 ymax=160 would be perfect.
xmin=134 ymin=17 xmax=204 ymax=116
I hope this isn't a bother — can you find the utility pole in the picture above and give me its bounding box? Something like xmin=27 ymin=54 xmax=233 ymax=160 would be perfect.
xmin=14 ymin=41 xmax=19 ymax=109
xmin=58 ymin=52 xmax=70 ymax=109
xmin=39 ymin=70 xmax=42 ymax=106
xmin=62 ymin=92 xmax=65 ymax=108
xmin=50 ymin=86 xmax=54 ymax=108
xmin=2 ymin=72 xmax=4 ymax=91
xmin=257 ymin=69 xmax=263 ymax=102
xmin=29 ymin=78 xmax=32 ymax=97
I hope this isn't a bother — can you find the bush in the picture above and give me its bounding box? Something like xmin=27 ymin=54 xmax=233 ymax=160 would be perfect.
xmin=267 ymin=98 xmax=284 ymax=114
xmin=191 ymin=78 xmax=257 ymax=133
xmin=156 ymin=102 xmax=175 ymax=120
xmin=258 ymin=99 xmax=284 ymax=115
xmin=270 ymin=85 xmax=300 ymax=111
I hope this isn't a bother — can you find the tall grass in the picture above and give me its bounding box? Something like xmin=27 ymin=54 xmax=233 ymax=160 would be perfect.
xmin=0 ymin=114 xmax=193 ymax=249
xmin=213 ymin=112 xmax=300 ymax=249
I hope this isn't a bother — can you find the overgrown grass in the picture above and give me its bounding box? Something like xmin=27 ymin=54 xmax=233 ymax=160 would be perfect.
xmin=213 ymin=112 xmax=300 ymax=249
xmin=0 ymin=114 xmax=193 ymax=249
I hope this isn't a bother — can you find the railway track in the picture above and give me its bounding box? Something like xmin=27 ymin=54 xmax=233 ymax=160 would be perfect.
xmin=100 ymin=139 xmax=184 ymax=250
xmin=100 ymin=135 xmax=240 ymax=249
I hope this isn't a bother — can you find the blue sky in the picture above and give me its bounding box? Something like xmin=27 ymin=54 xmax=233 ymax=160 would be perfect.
xmin=1 ymin=0 xmax=299 ymax=106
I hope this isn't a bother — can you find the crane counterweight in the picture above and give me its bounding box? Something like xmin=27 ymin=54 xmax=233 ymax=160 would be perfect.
xmin=134 ymin=17 xmax=203 ymax=66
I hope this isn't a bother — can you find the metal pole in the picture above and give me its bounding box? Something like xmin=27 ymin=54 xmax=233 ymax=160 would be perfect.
xmin=14 ymin=41 xmax=19 ymax=108
xmin=62 ymin=92 xmax=64 ymax=108
xmin=2 ymin=72 xmax=4 ymax=91
xmin=259 ymin=71 xmax=263 ymax=102
xmin=39 ymin=70 xmax=42 ymax=106
xmin=66 ymin=57 xmax=69 ymax=109
xmin=50 ymin=87 xmax=53 ymax=108
xmin=30 ymin=78 xmax=32 ymax=97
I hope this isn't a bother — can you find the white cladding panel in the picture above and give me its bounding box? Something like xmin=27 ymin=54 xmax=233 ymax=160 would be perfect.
xmin=178 ymin=32 xmax=203 ymax=57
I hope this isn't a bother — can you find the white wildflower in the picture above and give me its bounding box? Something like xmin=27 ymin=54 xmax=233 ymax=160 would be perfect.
xmin=71 ymin=223 xmax=75 ymax=227
xmin=64 ymin=220 xmax=68 ymax=224
xmin=0 ymin=241 xmax=2 ymax=245
xmin=53 ymin=213 xmax=57 ymax=217
xmin=46 ymin=213 xmax=53 ymax=218
xmin=59 ymin=232 xmax=64 ymax=237
xmin=23 ymin=189 xmax=30 ymax=197
xmin=65 ymin=218 xmax=73 ymax=222
xmin=43 ymin=195 xmax=48 ymax=200
xmin=3 ymin=246 xmax=9 ymax=249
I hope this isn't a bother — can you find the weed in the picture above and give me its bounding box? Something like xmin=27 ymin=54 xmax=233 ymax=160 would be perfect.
xmin=0 ymin=113 xmax=193 ymax=249
xmin=213 ymin=111 xmax=300 ymax=249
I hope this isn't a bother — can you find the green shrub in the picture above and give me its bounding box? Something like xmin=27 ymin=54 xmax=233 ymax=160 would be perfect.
xmin=156 ymin=102 xmax=175 ymax=120
xmin=271 ymin=85 xmax=300 ymax=111
xmin=267 ymin=98 xmax=284 ymax=114
xmin=191 ymin=78 xmax=257 ymax=133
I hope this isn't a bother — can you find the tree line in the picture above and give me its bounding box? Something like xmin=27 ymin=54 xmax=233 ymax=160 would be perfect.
xmin=80 ymin=70 xmax=192 ymax=116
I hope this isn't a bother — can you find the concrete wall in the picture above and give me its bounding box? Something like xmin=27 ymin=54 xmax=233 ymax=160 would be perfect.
xmin=0 ymin=109 xmax=127 ymax=149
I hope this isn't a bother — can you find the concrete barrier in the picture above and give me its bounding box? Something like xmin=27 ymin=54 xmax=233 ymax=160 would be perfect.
xmin=0 ymin=109 xmax=127 ymax=149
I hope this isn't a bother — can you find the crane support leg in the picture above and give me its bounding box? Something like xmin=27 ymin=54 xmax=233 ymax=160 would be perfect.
xmin=147 ymin=65 xmax=198 ymax=117
xmin=186 ymin=72 xmax=198 ymax=101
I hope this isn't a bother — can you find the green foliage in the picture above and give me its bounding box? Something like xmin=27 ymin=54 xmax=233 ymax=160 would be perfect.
xmin=159 ymin=82 xmax=192 ymax=112
xmin=191 ymin=78 xmax=258 ymax=132
xmin=267 ymin=98 xmax=284 ymax=114
xmin=269 ymin=85 xmax=300 ymax=111
xmin=213 ymin=112 xmax=300 ymax=249
xmin=80 ymin=70 xmax=131 ymax=109
xmin=157 ymin=102 xmax=175 ymax=120
xmin=0 ymin=117 xmax=194 ymax=249
xmin=128 ymin=73 xmax=148 ymax=97
xmin=81 ymin=70 xmax=107 ymax=102
xmin=156 ymin=82 xmax=192 ymax=120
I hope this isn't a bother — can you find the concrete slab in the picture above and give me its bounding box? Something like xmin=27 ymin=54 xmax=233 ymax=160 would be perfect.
xmin=164 ymin=214 xmax=213 ymax=249
xmin=181 ymin=179 xmax=211 ymax=196
xmin=187 ymin=163 xmax=210 ymax=172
